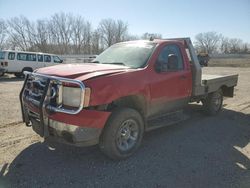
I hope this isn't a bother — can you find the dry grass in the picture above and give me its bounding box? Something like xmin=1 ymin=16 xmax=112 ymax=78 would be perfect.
xmin=209 ymin=58 xmax=250 ymax=67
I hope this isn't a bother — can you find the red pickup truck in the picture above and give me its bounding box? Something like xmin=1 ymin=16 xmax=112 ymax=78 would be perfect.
xmin=20 ymin=38 xmax=238 ymax=159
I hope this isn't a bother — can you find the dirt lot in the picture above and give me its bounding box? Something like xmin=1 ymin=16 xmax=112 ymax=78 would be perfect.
xmin=209 ymin=58 xmax=250 ymax=67
xmin=0 ymin=67 xmax=249 ymax=188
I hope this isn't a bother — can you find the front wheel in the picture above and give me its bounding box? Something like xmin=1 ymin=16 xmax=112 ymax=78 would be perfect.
xmin=99 ymin=108 xmax=144 ymax=160
xmin=202 ymin=89 xmax=223 ymax=115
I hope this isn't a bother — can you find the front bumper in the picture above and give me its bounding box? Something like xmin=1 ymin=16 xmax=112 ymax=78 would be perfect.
xmin=20 ymin=72 xmax=111 ymax=146
xmin=28 ymin=110 xmax=110 ymax=146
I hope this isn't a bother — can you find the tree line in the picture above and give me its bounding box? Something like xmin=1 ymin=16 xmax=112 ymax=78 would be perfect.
xmin=195 ymin=31 xmax=249 ymax=54
xmin=0 ymin=13 xmax=249 ymax=55
xmin=0 ymin=13 xmax=161 ymax=54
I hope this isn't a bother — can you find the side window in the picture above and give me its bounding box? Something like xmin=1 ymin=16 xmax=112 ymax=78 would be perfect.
xmin=17 ymin=53 xmax=27 ymax=61
xmin=27 ymin=54 xmax=36 ymax=61
xmin=157 ymin=44 xmax=184 ymax=71
xmin=44 ymin=55 xmax=51 ymax=62
xmin=38 ymin=55 xmax=43 ymax=62
xmin=8 ymin=52 xmax=15 ymax=60
xmin=53 ymin=56 xmax=62 ymax=63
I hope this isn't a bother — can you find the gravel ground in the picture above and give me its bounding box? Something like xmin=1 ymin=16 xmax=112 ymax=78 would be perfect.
xmin=0 ymin=67 xmax=249 ymax=188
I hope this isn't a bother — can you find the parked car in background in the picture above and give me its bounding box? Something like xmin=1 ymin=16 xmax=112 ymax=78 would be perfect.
xmin=0 ymin=50 xmax=63 ymax=78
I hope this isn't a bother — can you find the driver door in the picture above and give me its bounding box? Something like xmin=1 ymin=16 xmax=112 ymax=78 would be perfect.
xmin=149 ymin=44 xmax=191 ymax=117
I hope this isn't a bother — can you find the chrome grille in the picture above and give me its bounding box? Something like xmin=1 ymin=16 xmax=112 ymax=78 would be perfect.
xmin=21 ymin=71 xmax=85 ymax=115
xmin=20 ymin=71 xmax=86 ymax=136
xmin=24 ymin=75 xmax=47 ymax=107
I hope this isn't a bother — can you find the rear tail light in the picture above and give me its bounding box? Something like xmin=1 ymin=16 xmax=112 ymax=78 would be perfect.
xmin=0 ymin=62 xmax=8 ymax=66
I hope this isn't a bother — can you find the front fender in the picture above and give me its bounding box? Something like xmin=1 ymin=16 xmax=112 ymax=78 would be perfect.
xmin=85 ymin=70 xmax=151 ymax=107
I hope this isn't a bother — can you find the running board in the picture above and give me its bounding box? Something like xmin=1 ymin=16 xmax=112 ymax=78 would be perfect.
xmin=146 ymin=110 xmax=190 ymax=131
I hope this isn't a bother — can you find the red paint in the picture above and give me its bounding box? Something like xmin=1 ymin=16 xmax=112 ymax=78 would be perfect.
xmin=49 ymin=110 xmax=111 ymax=129
xmin=37 ymin=63 xmax=129 ymax=79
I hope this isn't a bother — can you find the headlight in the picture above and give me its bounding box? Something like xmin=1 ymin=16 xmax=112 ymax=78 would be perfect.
xmin=62 ymin=87 xmax=81 ymax=107
xmin=62 ymin=86 xmax=91 ymax=108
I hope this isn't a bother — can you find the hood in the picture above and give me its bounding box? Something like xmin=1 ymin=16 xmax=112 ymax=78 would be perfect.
xmin=36 ymin=63 xmax=131 ymax=80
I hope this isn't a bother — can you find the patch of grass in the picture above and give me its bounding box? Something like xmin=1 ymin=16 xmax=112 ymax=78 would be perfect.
xmin=209 ymin=58 xmax=250 ymax=67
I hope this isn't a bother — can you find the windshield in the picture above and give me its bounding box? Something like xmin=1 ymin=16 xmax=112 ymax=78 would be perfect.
xmin=0 ymin=51 xmax=5 ymax=60
xmin=93 ymin=41 xmax=156 ymax=68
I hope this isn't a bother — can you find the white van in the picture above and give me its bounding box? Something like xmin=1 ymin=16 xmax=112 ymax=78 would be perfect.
xmin=0 ymin=50 xmax=63 ymax=77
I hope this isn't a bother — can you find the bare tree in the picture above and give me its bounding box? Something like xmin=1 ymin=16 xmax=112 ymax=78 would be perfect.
xmin=195 ymin=32 xmax=222 ymax=54
xmin=7 ymin=16 xmax=36 ymax=50
xmin=82 ymin=21 xmax=92 ymax=54
xmin=71 ymin=16 xmax=92 ymax=54
xmin=98 ymin=19 xmax=116 ymax=47
xmin=241 ymin=43 xmax=249 ymax=54
xmin=0 ymin=19 xmax=8 ymax=49
xmin=91 ymin=30 xmax=101 ymax=54
xmin=34 ymin=19 xmax=51 ymax=52
xmin=228 ymin=38 xmax=242 ymax=53
xmin=114 ymin=20 xmax=128 ymax=43
xmin=25 ymin=19 xmax=37 ymax=51
xmin=49 ymin=12 xmax=74 ymax=54
xmin=6 ymin=12 xmax=250 ymax=56
xmin=98 ymin=19 xmax=128 ymax=47
xmin=220 ymin=37 xmax=230 ymax=54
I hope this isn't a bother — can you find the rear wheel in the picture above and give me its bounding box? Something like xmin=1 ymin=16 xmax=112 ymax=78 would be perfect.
xmin=202 ymin=89 xmax=223 ymax=115
xmin=14 ymin=73 xmax=23 ymax=78
xmin=99 ymin=108 xmax=144 ymax=160
xmin=0 ymin=72 xmax=4 ymax=77
xmin=15 ymin=68 xmax=33 ymax=78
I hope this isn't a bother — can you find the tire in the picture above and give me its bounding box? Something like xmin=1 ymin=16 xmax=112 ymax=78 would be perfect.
xmin=202 ymin=89 xmax=223 ymax=115
xmin=14 ymin=73 xmax=23 ymax=78
xmin=15 ymin=68 xmax=33 ymax=78
xmin=0 ymin=72 xmax=4 ymax=77
xmin=99 ymin=108 xmax=144 ymax=160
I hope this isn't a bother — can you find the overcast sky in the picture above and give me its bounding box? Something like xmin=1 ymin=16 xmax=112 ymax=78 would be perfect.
xmin=0 ymin=0 xmax=250 ymax=42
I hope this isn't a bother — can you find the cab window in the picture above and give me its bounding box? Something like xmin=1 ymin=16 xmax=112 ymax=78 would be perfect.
xmin=8 ymin=52 xmax=15 ymax=60
xmin=157 ymin=44 xmax=184 ymax=71
xmin=44 ymin=55 xmax=51 ymax=62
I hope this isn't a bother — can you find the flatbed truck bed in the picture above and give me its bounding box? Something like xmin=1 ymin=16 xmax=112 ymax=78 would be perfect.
xmin=201 ymin=74 xmax=238 ymax=96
